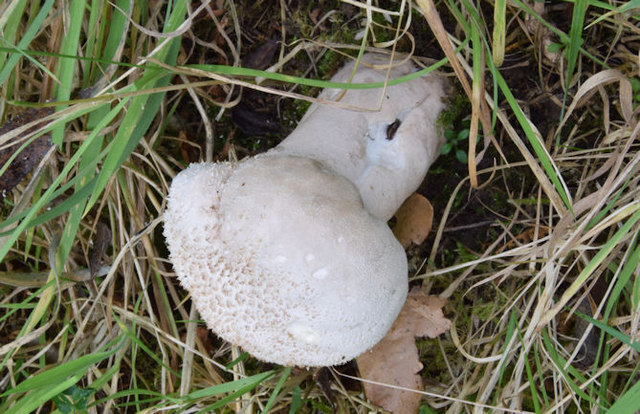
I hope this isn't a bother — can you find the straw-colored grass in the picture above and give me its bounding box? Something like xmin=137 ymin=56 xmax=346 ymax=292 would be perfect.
xmin=1 ymin=0 xmax=638 ymax=412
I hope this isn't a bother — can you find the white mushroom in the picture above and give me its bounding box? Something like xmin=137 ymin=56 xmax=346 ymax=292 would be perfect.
xmin=164 ymin=157 xmax=407 ymax=366
xmin=163 ymin=54 xmax=445 ymax=366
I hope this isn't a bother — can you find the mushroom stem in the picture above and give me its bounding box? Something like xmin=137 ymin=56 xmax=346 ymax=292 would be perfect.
xmin=271 ymin=54 xmax=445 ymax=220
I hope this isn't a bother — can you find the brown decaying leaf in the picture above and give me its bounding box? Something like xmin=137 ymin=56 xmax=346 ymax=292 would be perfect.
xmin=393 ymin=193 xmax=434 ymax=249
xmin=89 ymin=222 xmax=112 ymax=279
xmin=357 ymin=287 xmax=451 ymax=414
xmin=0 ymin=107 xmax=55 ymax=195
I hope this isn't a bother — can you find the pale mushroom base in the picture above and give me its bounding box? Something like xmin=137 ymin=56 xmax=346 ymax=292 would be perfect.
xmin=164 ymin=157 xmax=408 ymax=367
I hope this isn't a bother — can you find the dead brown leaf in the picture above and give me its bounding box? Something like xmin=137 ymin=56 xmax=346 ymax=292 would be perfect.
xmin=89 ymin=222 xmax=112 ymax=279
xmin=357 ymin=287 xmax=451 ymax=414
xmin=393 ymin=193 xmax=434 ymax=249
xmin=0 ymin=107 xmax=55 ymax=195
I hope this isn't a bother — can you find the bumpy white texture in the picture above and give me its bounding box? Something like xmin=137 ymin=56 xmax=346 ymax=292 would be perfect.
xmin=164 ymin=157 xmax=408 ymax=366
xmin=272 ymin=53 xmax=446 ymax=220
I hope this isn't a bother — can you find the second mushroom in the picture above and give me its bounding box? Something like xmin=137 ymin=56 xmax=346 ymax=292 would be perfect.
xmin=164 ymin=54 xmax=446 ymax=367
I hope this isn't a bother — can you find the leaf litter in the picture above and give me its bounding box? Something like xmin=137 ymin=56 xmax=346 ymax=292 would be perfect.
xmin=357 ymin=287 xmax=451 ymax=414
xmin=393 ymin=193 xmax=434 ymax=249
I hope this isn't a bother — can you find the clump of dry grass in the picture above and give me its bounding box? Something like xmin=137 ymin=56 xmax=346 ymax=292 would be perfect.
xmin=0 ymin=0 xmax=639 ymax=413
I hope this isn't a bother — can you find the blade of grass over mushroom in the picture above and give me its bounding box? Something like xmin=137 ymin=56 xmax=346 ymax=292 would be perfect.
xmin=0 ymin=44 xmax=455 ymax=97
xmin=2 ymin=0 xmax=639 ymax=411
xmin=186 ymin=54 xmax=452 ymax=89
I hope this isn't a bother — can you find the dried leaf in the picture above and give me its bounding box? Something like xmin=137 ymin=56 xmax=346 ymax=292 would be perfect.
xmin=309 ymin=8 xmax=321 ymax=24
xmin=231 ymin=100 xmax=281 ymax=136
xmin=393 ymin=193 xmax=434 ymax=248
xmin=357 ymin=287 xmax=451 ymax=414
xmin=89 ymin=222 xmax=112 ymax=278
xmin=0 ymin=107 xmax=55 ymax=195
xmin=242 ymin=39 xmax=279 ymax=71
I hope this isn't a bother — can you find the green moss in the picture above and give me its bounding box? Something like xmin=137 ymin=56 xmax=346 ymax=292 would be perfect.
xmin=437 ymin=88 xmax=470 ymax=129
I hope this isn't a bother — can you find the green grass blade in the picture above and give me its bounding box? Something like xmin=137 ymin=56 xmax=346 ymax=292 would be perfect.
xmin=0 ymin=0 xmax=56 ymax=85
xmin=1 ymin=338 xmax=123 ymax=398
xmin=0 ymin=0 xmax=27 ymax=69
xmin=0 ymin=99 xmax=124 ymax=263
xmin=493 ymin=68 xmax=573 ymax=211
xmin=565 ymin=0 xmax=588 ymax=86
xmin=52 ymin=0 xmax=85 ymax=145
xmin=588 ymin=0 xmax=640 ymax=27
xmin=183 ymin=371 xmax=275 ymax=401
xmin=541 ymin=330 xmax=602 ymax=408
xmin=112 ymin=312 xmax=181 ymax=378
xmin=545 ymin=207 xmax=640 ymax=323
xmin=575 ymin=311 xmax=640 ymax=353
xmin=3 ymin=374 xmax=81 ymax=414
xmin=516 ymin=321 xmax=542 ymax=412
xmin=262 ymin=367 xmax=292 ymax=413
xmin=608 ymin=379 xmax=640 ymax=414
xmin=84 ymin=0 xmax=187 ymax=213
xmin=492 ymin=0 xmax=506 ymax=66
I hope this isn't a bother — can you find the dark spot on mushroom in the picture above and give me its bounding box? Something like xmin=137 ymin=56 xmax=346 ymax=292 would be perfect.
xmin=386 ymin=119 xmax=401 ymax=140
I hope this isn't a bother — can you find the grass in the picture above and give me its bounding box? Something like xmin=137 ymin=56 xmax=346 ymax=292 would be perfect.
xmin=1 ymin=0 xmax=639 ymax=412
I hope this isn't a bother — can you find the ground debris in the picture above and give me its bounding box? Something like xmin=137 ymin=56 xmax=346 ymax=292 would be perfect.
xmin=393 ymin=193 xmax=434 ymax=249
xmin=357 ymin=287 xmax=451 ymax=414
xmin=0 ymin=107 xmax=55 ymax=195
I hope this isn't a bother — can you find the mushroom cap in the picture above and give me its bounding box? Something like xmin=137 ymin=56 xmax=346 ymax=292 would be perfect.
xmin=164 ymin=156 xmax=408 ymax=366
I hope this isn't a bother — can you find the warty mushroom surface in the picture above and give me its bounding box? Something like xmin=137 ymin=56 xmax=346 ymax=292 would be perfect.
xmin=163 ymin=54 xmax=446 ymax=367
